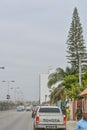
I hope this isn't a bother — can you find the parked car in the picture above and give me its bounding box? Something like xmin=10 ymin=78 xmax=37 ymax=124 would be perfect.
xmin=33 ymin=105 xmax=66 ymax=130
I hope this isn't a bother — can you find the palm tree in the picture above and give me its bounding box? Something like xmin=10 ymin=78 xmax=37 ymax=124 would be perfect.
xmin=48 ymin=66 xmax=76 ymax=103
xmin=49 ymin=84 xmax=65 ymax=103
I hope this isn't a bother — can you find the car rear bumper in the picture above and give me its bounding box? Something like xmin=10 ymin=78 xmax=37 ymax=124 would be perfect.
xmin=35 ymin=124 xmax=66 ymax=129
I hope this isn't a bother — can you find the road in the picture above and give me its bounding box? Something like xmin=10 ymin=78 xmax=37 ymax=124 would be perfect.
xmin=0 ymin=111 xmax=33 ymax=130
xmin=0 ymin=111 xmax=76 ymax=130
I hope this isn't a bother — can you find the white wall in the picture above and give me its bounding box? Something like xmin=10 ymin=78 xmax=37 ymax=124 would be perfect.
xmin=39 ymin=74 xmax=50 ymax=104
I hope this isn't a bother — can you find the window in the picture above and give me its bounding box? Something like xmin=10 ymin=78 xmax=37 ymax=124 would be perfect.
xmin=39 ymin=108 xmax=60 ymax=113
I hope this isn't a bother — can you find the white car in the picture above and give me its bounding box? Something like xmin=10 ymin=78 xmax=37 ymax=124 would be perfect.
xmin=33 ymin=105 xmax=66 ymax=130
xmin=25 ymin=106 xmax=31 ymax=111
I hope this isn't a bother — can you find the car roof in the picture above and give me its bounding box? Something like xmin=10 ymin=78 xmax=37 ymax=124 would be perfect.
xmin=39 ymin=105 xmax=60 ymax=109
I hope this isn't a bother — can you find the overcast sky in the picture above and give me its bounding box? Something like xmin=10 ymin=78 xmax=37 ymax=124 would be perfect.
xmin=0 ymin=0 xmax=87 ymax=101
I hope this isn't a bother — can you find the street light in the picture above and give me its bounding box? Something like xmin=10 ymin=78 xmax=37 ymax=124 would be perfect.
xmin=11 ymin=87 xmax=20 ymax=101
xmin=0 ymin=67 xmax=5 ymax=69
xmin=15 ymin=87 xmax=20 ymax=101
xmin=2 ymin=80 xmax=15 ymax=100
xmin=19 ymin=89 xmax=23 ymax=101
xmin=45 ymin=94 xmax=47 ymax=103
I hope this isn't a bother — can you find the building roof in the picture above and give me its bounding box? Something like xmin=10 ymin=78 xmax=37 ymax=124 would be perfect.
xmin=80 ymin=88 xmax=87 ymax=96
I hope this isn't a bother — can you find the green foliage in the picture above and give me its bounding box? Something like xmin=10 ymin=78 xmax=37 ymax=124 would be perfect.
xmin=63 ymin=72 xmax=87 ymax=99
xmin=48 ymin=73 xmax=58 ymax=88
xmin=48 ymin=69 xmax=87 ymax=102
xmin=0 ymin=101 xmax=16 ymax=111
xmin=66 ymin=7 xmax=87 ymax=73
xmin=48 ymin=66 xmax=76 ymax=103
xmin=62 ymin=74 xmax=78 ymax=89
xmin=48 ymin=7 xmax=87 ymax=103
xmin=49 ymin=85 xmax=65 ymax=103
xmin=48 ymin=66 xmax=76 ymax=88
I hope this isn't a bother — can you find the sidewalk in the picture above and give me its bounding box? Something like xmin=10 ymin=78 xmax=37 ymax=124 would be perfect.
xmin=66 ymin=120 xmax=77 ymax=130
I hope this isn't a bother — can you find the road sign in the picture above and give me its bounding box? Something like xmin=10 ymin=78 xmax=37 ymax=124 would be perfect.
xmin=6 ymin=94 xmax=10 ymax=99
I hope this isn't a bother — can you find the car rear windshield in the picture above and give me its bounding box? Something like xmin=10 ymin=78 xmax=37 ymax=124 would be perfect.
xmin=39 ymin=108 xmax=60 ymax=113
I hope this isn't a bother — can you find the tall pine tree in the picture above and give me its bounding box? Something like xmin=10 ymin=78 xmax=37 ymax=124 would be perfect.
xmin=66 ymin=7 xmax=87 ymax=73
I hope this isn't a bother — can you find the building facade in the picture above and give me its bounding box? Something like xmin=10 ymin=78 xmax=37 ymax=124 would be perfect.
xmin=39 ymin=74 xmax=50 ymax=104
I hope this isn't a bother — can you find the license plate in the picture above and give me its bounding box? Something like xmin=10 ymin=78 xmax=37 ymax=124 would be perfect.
xmin=46 ymin=125 xmax=57 ymax=129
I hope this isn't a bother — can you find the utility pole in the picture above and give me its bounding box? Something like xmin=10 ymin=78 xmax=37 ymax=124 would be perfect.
xmin=79 ymin=56 xmax=82 ymax=86
xmin=2 ymin=80 xmax=15 ymax=100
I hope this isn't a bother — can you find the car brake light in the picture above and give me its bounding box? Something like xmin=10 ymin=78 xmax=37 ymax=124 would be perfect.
xmin=36 ymin=116 xmax=40 ymax=124
xmin=63 ymin=115 xmax=66 ymax=124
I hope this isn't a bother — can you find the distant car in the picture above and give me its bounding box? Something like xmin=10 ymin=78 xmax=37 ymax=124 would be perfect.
xmin=16 ymin=105 xmax=25 ymax=112
xmin=25 ymin=106 xmax=31 ymax=111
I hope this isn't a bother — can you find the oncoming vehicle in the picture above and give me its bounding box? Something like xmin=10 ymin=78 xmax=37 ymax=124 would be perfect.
xmin=16 ymin=105 xmax=25 ymax=112
xmin=33 ymin=105 xmax=66 ymax=130
xmin=25 ymin=105 xmax=31 ymax=111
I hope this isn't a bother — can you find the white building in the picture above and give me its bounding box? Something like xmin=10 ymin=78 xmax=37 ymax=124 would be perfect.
xmin=39 ymin=74 xmax=50 ymax=104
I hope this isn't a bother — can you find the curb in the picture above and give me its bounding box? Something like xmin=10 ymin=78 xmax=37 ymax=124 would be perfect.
xmin=66 ymin=120 xmax=77 ymax=124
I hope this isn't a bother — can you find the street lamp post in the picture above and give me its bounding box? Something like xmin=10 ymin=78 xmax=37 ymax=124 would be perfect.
xmin=2 ymin=80 xmax=15 ymax=110
xmin=14 ymin=87 xmax=20 ymax=101
xmin=11 ymin=86 xmax=20 ymax=101
xmin=2 ymin=80 xmax=15 ymax=100
xmin=45 ymin=94 xmax=47 ymax=103
xmin=0 ymin=67 xmax=5 ymax=69
xmin=19 ymin=90 xmax=23 ymax=101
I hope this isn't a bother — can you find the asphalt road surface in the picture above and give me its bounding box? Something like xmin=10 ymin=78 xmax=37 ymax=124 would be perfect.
xmin=0 ymin=111 xmax=33 ymax=130
xmin=0 ymin=111 xmax=76 ymax=130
